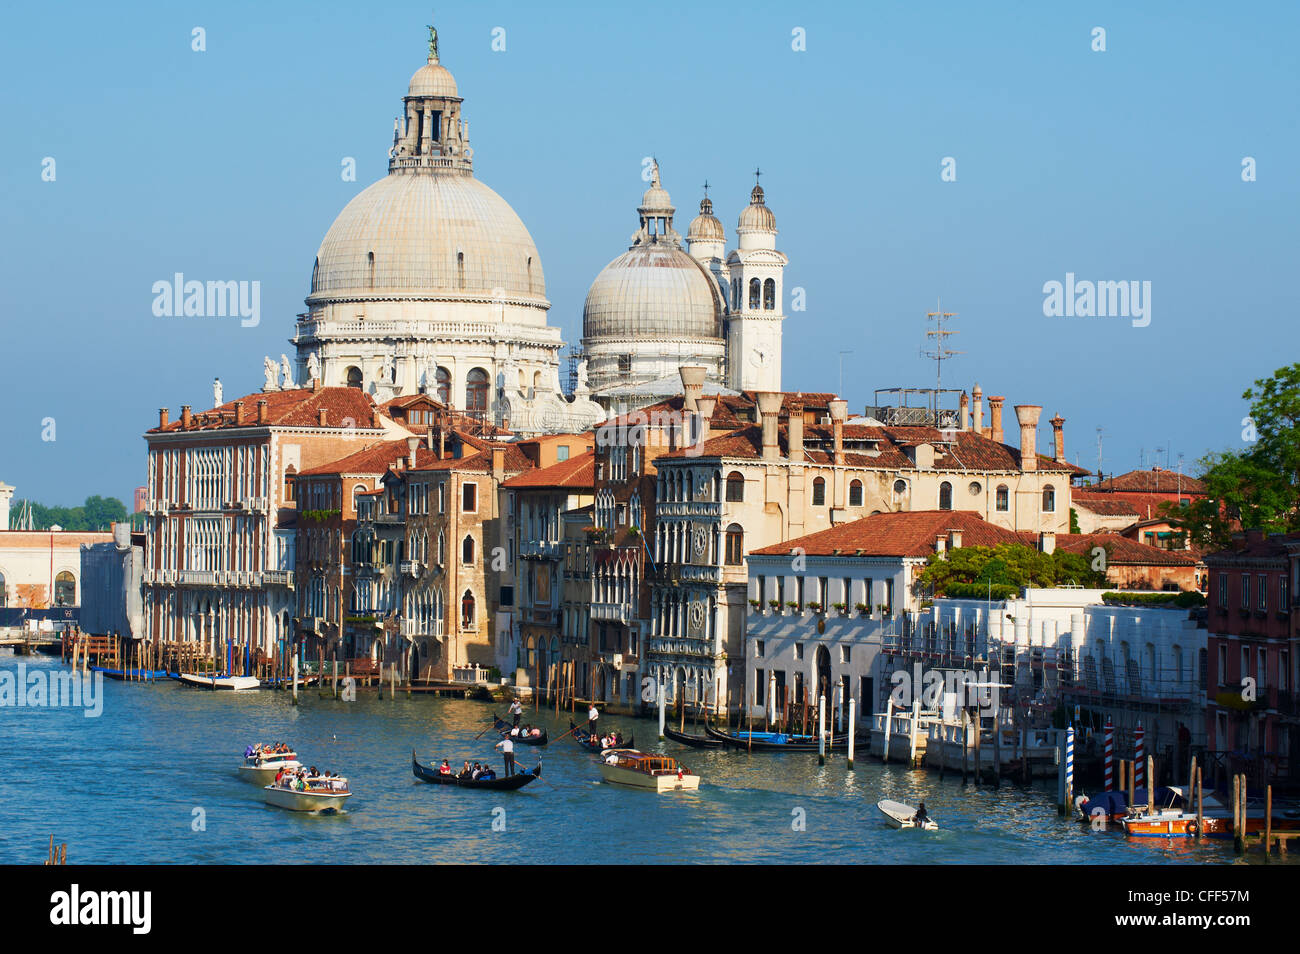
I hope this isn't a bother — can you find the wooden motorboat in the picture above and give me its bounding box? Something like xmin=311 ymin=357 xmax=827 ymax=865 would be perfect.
xmin=1118 ymin=787 xmax=1300 ymax=838
xmin=598 ymin=748 xmax=699 ymax=792
xmin=177 ymin=672 xmax=261 ymax=691
xmin=238 ymin=746 xmax=302 ymax=784
xmin=877 ymin=799 xmax=938 ymax=831
xmin=412 ymin=752 xmax=541 ymax=790
xmin=663 ymin=725 xmax=726 ymax=749
xmin=492 ymin=715 xmax=548 ymax=745
xmin=263 ymin=776 xmax=351 ymax=813
xmin=704 ymin=723 xmax=854 ymax=752
xmin=569 ymin=720 xmax=633 ymax=753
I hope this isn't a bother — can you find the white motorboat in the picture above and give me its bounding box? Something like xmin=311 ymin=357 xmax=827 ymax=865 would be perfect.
xmin=263 ymin=776 xmax=352 ymax=813
xmin=878 ymin=799 xmax=939 ymax=830
xmin=598 ymin=748 xmax=700 ymax=792
xmin=238 ymin=747 xmax=302 ymax=784
xmin=178 ymin=672 xmax=261 ymax=691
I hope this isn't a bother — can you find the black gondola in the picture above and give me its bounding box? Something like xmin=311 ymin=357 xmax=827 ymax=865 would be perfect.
xmin=569 ymin=720 xmax=634 ymax=753
xmin=412 ymin=751 xmax=542 ymax=790
xmin=663 ymin=724 xmax=726 ymax=749
xmin=492 ymin=715 xmax=548 ymax=745
xmin=704 ymin=723 xmax=857 ymax=752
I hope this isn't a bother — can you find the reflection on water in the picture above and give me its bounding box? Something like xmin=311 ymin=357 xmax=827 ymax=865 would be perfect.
xmin=0 ymin=655 xmax=1273 ymax=864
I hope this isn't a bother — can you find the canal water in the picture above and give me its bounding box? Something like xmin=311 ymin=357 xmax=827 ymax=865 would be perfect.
xmin=0 ymin=654 xmax=1274 ymax=864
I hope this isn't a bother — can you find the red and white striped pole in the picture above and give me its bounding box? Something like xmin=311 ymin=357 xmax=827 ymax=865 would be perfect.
xmin=1134 ymin=722 xmax=1146 ymax=790
xmin=1103 ymin=718 xmax=1114 ymax=791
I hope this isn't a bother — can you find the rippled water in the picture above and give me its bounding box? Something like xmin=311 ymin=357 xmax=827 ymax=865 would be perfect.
xmin=0 ymin=654 xmax=1272 ymax=864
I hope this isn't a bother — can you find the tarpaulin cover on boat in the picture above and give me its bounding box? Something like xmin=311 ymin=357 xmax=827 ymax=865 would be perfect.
xmin=1081 ymin=787 xmax=1182 ymax=817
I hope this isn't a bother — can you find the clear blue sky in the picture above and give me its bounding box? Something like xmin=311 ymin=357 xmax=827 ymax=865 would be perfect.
xmin=2 ymin=0 xmax=1296 ymax=507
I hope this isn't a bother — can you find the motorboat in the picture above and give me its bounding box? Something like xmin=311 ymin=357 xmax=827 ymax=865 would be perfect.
xmin=877 ymin=799 xmax=939 ymax=831
xmin=177 ymin=672 xmax=261 ymax=691
xmin=263 ymin=775 xmax=351 ymax=813
xmin=598 ymin=748 xmax=699 ymax=792
xmin=238 ymin=746 xmax=302 ymax=784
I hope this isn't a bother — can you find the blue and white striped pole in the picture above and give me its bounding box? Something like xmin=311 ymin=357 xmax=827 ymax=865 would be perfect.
xmin=1065 ymin=724 xmax=1075 ymax=813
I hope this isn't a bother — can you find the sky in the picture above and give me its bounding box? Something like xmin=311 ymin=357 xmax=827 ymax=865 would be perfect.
xmin=2 ymin=0 xmax=1296 ymax=508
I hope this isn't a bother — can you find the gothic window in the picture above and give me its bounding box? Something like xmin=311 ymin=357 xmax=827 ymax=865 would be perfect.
xmin=436 ymin=367 xmax=451 ymax=405
xmin=849 ymin=479 xmax=864 ymax=507
xmin=725 ymin=524 xmax=744 ymax=565
xmin=748 ymin=277 xmax=761 ymax=310
xmin=812 ymin=477 xmax=826 ymax=506
xmin=461 ymin=590 xmax=476 ymax=629
xmin=1042 ymin=485 xmax=1056 ymax=512
xmin=726 ymin=472 xmax=745 ymax=502
xmin=996 ymin=484 xmax=1009 ymax=512
xmin=462 ymin=535 xmax=475 ymax=565
xmin=939 ymin=481 xmax=953 ymax=510
xmin=466 ymin=368 xmax=489 ymax=416
xmin=763 ymin=278 xmax=776 ymax=310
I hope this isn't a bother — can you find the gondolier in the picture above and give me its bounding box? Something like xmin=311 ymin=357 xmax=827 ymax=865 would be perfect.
xmin=588 ymin=703 xmax=599 ymax=736
xmin=509 ymin=698 xmax=523 ymax=727
xmin=496 ymin=736 xmax=516 ymax=776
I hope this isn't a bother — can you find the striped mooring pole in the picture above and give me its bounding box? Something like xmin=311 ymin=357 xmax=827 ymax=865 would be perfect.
xmin=1104 ymin=718 xmax=1114 ymax=791
xmin=1134 ymin=722 xmax=1146 ymax=790
xmin=1065 ymin=724 xmax=1075 ymax=809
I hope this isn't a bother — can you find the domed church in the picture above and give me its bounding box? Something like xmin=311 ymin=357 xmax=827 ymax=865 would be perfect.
xmin=581 ymin=163 xmax=789 ymax=411
xmin=290 ymin=26 xmax=602 ymax=435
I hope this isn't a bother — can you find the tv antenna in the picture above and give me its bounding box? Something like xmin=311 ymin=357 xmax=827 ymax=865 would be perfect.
xmin=922 ymin=298 xmax=962 ymax=416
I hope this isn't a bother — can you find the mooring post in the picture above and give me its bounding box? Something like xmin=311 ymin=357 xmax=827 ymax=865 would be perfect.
xmin=847 ymin=698 xmax=856 ymax=769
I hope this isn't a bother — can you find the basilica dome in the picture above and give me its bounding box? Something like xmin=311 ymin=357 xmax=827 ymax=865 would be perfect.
xmin=582 ymin=244 xmax=723 ymax=340
xmin=307 ymin=172 xmax=547 ymax=305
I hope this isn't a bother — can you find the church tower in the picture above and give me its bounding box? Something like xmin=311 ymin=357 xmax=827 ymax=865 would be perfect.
xmin=725 ymin=178 xmax=786 ymax=391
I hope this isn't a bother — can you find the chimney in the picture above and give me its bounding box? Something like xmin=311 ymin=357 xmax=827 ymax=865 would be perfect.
xmin=406 ymin=436 xmax=419 ymax=470
xmin=935 ymin=535 xmax=947 ymax=555
xmin=694 ymin=396 xmax=717 ymax=447
xmin=1050 ymin=414 xmax=1066 ymax=464
xmin=679 ymin=365 xmax=707 ymax=414
xmin=234 ymin=400 xmax=245 ymax=426
xmin=950 ymin=528 xmax=963 ymax=549
xmin=828 ymin=399 xmax=847 ymax=465
xmin=158 ymin=408 xmax=169 ymax=429
xmin=426 ymin=423 xmax=436 ymax=451
xmin=757 ymin=392 xmax=783 ymax=461
xmin=959 ymin=392 xmax=970 ymax=431
xmin=256 ymin=400 xmax=268 ymax=425
xmin=987 ymin=396 xmax=1005 ymax=443
xmin=1014 ymin=405 xmax=1042 ymax=471
xmin=787 ymin=401 xmax=805 ymax=462
xmin=318 ymin=407 xmax=328 ymax=427
xmin=1038 ymin=530 xmax=1056 ymax=554
xmin=972 ymin=383 xmax=984 ymax=435
xmin=181 ymin=405 xmax=192 ymax=429
xmin=491 ymin=445 xmax=506 ymax=481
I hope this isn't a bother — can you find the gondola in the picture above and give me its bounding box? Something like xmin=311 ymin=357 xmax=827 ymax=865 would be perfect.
xmin=569 ymin=720 xmax=634 ymax=753
xmin=663 ymin=724 xmax=726 ymax=749
xmin=704 ymin=723 xmax=856 ymax=752
xmin=412 ymin=751 xmax=542 ymax=790
xmin=492 ymin=715 xmax=548 ymax=745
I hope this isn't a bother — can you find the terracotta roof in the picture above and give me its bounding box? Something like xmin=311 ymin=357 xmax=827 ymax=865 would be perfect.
xmin=502 ymin=451 xmax=595 ymax=489
xmin=1204 ymin=531 xmax=1300 ymax=564
xmin=405 ymin=442 xmax=534 ymax=476
xmin=1093 ymin=467 xmax=1206 ymax=495
xmin=296 ymin=440 xmax=413 ymax=477
xmin=1071 ymin=491 xmax=1141 ymax=516
xmin=750 ymin=511 xmax=1023 ymax=559
xmin=1050 ymin=533 xmax=1197 ymax=567
xmin=150 ymin=387 xmax=381 ymax=433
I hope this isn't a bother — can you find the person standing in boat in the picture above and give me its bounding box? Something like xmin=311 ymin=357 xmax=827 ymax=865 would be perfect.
xmin=913 ymin=802 xmax=930 ymax=826
xmin=509 ymin=698 xmax=523 ymax=727
xmin=588 ymin=703 xmax=600 ymax=736
xmin=496 ymin=736 xmax=516 ymax=777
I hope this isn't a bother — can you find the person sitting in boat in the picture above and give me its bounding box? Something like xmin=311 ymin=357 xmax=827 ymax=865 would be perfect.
xmin=438 ymin=759 xmax=452 ymax=775
xmin=605 ymin=751 xmax=620 ymax=765
xmin=529 ymin=726 xmax=542 ymax=738
xmin=612 ymin=732 xmax=623 ymax=746
xmin=479 ymin=767 xmax=496 ymax=781
xmin=470 ymin=762 xmax=482 ymax=780
xmin=509 ymin=724 xmax=521 ymax=737
xmin=913 ymin=802 xmax=930 ymax=825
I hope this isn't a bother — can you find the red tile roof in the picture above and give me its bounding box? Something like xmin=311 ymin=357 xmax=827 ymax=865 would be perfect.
xmin=502 ymin=451 xmax=595 ymax=489
xmin=750 ymin=510 xmax=1024 ymax=559
xmin=1071 ymin=491 xmax=1142 ymax=517
xmin=1093 ymin=467 xmax=1206 ymax=495
xmin=150 ymin=387 xmax=382 ymax=433
xmin=1050 ymin=533 xmax=1197 ymax=567
xmin=296 ymin=440 xmax=413 ymax=477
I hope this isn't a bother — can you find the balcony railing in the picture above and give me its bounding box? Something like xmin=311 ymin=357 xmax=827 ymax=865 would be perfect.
xmin=591 ymin=602 xmax=633 ymax=624
xmin=399 ymin=560 xmax=423 ymax=578
xmin=263 ymin=570 xmax=294 ymax=588
xmin=520 ymin=540 xmax=563 ymax=560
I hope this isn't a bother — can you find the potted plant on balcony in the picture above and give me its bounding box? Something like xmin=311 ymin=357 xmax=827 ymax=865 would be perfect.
xmin=855 ymin=602 xmax=869 ymax=616
xmin=877 ymin=603 xmax=891 ymax=617
xmin=748 ymin=598 xmax=761 ymax=610
xmin=768 ymin=599 xmax=782 ymax=614
xmin=807 ymin=601 xmax=823 ymax=614
xmin=832 ymin=602 xmax=847 ymax=616
xmin=785 ymin=601 xmax=799 ymax=613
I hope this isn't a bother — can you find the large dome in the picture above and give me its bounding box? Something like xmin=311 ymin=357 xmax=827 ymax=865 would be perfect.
xmin=582 ymin=244 xmax=722 ymax=340
xmin=308 ymin=172 xmax=546 ymax=304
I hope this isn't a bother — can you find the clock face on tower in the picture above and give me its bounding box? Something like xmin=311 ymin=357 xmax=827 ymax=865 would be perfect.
xmin=692 ymin=528 xmax=708 ymax=557
xmin=749 ymin=346 xmax=771 ymax=368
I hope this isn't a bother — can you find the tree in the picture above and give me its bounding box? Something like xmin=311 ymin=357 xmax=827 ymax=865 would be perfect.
xmin=9 ymin=496 xmax=128 ymax=531
xmin=917 ymin=542 xmax=1107 ymax=596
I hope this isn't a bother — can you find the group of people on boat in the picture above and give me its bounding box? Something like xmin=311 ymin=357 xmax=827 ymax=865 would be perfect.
xmin=437 ymin=759 xmax=498 ymax=782
xmin=596 ymin=731 xmax=626 ymax=749
xmin=246 ymin=742 xmax=293 ymax=760
xmin=272 ymin=766 xmax=348 ymax=792
xmin=507 ymin=724 xmax=543 ymax=739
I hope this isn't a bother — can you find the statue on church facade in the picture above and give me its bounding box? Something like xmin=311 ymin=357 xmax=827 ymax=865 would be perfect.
xmin=306 ymin=351 xmax=321 ymax=384
xmin=263 ymin=357 xmax=279 ymax=391
xmin=280 ymin=354 xmax=295 ymax=389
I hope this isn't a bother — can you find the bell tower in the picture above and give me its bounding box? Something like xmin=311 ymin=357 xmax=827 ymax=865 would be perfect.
xmin=390 ymin=22 xmax=473 ymax=175
xmin=726 ymin=173 xmax=786 ymax=391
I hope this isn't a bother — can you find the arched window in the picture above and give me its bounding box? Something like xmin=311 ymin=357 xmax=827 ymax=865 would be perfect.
xmin=351 ymin=484 xmax=367 ymax=513
xmin=283 ymin=466 xmax=296 ymax=503
xmin=436 ymin=367 xmax=451 ymax=405
xmin=995 ymin=484 xmax=1009 ymax=512
xmin=849 ymin=479 xmax=864 ymax=507
xmin=466 ymin=368 xmax=489 ymax=416
xmin=54 ymin=571 xmax=75 ymax=607
xmin=437 ymin=530 xmax=446 ymax=564
xmin=812 ymin=477 xmax=826 ymax=506
xmin=1042 ymin=485 xmax=1056 ymax=512
xmin=938 ymin=481 xmax=953 ymax=510
xmin=461 ymin=590 xmax=476 ymax=629
xmin=763 ymin=278 xmax=776 ymax=310
xmin=345 ymin=366 xmax=363 ymax=389
xmin=725 ymin=524 xmax=744 ymax=565
xmin=893 ymin=479 xmax=907 ymax=495
xmin=457 ymin=251 xmax=465 ymax=290
xmin=726 ymin=471 xmax=745 ymax=502
xmin=462 ymin=535 xmax=475 ymax=565
xmin=748 ymin=277 xmax=761 ymax=310
xmin=367 ymin=251 xmax=375 ymax=287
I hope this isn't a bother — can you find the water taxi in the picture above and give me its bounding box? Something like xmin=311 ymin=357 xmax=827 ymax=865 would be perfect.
xmin=598 ymin=748 xmax=699 ymax=792
xmin=177 ymin=672 xmax=261 ymax=691
xmin=877 ymin=799 xmax=939 ymax=831
xmin=263 ymin=775 xmax=351 ymax=813
xmin=238 ymin=746 xmax=302 ymax=784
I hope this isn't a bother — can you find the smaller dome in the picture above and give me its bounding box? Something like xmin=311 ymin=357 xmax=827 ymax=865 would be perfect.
xmin=687 ymin=196 xmax=725 ymax=242
xmin=408 ymin=58 xmax=458 ymax=98
xmin=738 ymin=183 xmax=776 ymax=231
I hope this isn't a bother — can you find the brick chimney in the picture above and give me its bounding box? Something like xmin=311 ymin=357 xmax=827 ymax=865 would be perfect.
xmin=694 ymin=396 xmax=717 ymax=446
xmin=950 ymin=528 xmax=963 ymax=549
xmin=679 ymin=365 xmax=707 ymax=414
xmin=787 ymin=401 xmax=805 ymax=462
xmin=426 ymin=423 xmax=436 ymax=451
xmin=158 ymin=408 xmax=169 ymax=429
xmin=1050 ymin=414 xmax=1066 ymax=463
xmin=491 ymin=444 xmax=506 ymax=481
xmin=988 ymin=396 xmax=1005 ymax=443
xmin=972 ymin=383 xmax=984 ymax=435
xmin=828 ymin=399 xmax=848 ymax=465
xmin=256 ymin=400 xmax=268 ymax=425
xmin=234 ymin=400 xmax=245 ymax=425
xmin=318 ymin=407 xmax=328 ymax=427
xmin=181 ymin=405 xmax=192 ymax=429
xmin=757 ymin=392 xmax=783 ymax=461
xmin=935 ymin=535 xmax=947 ymax=555
xmin=959 ymin=393 xmax=969 ymax=431
xmin=406 ymin=436 xmax=419 ymax=470
xmin=1014 ymin=405 xmax=1042 ymax=471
